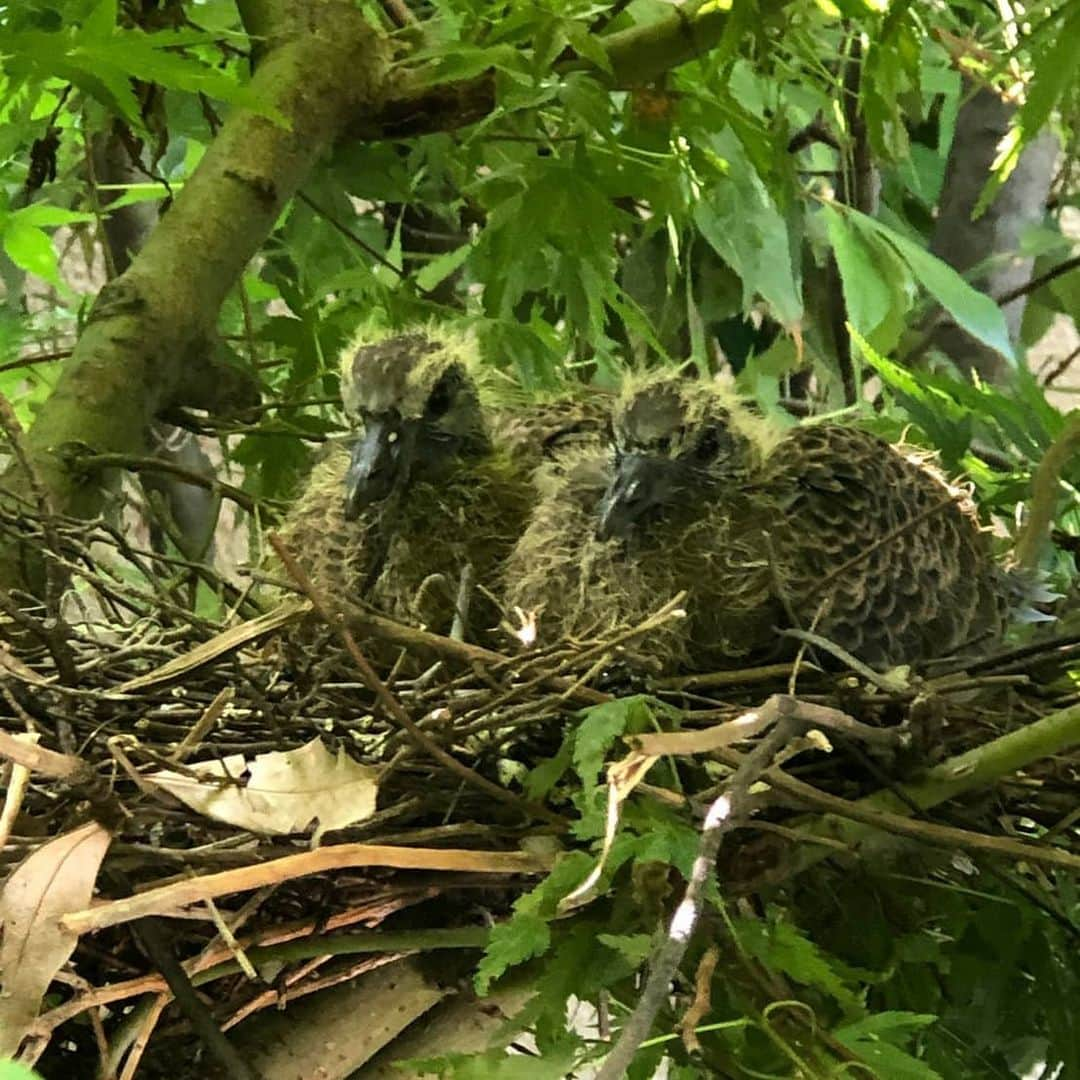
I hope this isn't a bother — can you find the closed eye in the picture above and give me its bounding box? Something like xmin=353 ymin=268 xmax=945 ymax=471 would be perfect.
xmin=427 ymin=382 xmax=453 ymax=419
xmin=693 ymin=427 xmax=724 ymax=462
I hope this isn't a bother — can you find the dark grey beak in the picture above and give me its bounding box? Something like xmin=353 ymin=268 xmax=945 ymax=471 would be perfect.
xmin=595 ymin=453 xmax=675 ymax=541
xmin=343 ymin=415 xmax=415 ymax=520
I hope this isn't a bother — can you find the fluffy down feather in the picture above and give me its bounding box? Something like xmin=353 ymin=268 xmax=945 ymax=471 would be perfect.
xmin=505 ymin=372 xmax=1010 ymax=672
xmin=270 ymin=325 xmax=608 ymax=669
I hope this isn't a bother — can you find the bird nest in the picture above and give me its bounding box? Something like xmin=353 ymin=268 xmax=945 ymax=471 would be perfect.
xmin=2 ymin=491 xmax=1080 ymax=1078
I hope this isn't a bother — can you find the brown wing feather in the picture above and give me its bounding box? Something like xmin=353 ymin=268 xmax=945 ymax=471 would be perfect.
xmin=756 ymin=426 xmax=1006 ymax=666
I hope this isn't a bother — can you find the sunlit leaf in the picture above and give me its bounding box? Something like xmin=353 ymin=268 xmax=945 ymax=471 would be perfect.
xmin=416 ymin=241 xmax=473 ymax=293
xmin=851 ymin=209 xmax=1014 ymax=362
xmin=3 ymin=222 xmax=61 ymax=287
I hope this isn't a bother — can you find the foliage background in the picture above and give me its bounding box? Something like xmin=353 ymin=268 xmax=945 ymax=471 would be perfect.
xmin=0 ymin=0 xmax=1079 ymax=1076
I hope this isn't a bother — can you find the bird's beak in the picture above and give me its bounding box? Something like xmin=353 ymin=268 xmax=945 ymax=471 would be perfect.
xmin=343 ymin=415 xmax=415 ymax=520
xmin=595 ymin=453 xmax=672 ymax=541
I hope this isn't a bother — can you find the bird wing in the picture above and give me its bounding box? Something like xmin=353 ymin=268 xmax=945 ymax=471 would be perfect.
xmin=758 ymin=425 xmax=1006 ymax=667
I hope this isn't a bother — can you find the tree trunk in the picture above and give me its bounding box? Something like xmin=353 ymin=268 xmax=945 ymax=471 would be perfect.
xmin=0 ymin=1 xmax=388 ymax=594
xmin=930 ymin=84 xmax=1059 ymax=382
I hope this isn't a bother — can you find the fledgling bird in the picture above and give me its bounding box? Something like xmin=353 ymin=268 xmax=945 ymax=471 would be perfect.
xmin=506 ymin=371 xmax=1012 ymax=672
xmin=274 ymin=327 xmax=605 ymax=658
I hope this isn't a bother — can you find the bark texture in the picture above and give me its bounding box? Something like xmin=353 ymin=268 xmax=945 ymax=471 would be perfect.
xmin=0 ymin=1 xmax=388 ymax=592
xmin=930 ymin=85 xmax=1059 ymax=381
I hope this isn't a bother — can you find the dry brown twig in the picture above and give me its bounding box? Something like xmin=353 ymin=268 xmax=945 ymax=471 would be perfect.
xmin=596 ymin=693 xmax=907 ymax=1080
xmin=268 ymin=533 xmax=566 ymax=827
xmin=62 ymin=842 xmax=552 ymax=935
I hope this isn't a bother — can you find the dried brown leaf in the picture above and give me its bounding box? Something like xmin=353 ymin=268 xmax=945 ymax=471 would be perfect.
xmin=0 ymin=821 xmax=111 ymax=1056
xmin=560 ymin=751 xmax=658 ymax=913
xmin=146 ymin=738 xmax=378 ymax=836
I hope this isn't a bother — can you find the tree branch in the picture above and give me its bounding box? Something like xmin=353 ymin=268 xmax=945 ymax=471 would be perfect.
xmin=597 ymin=699 xmax=801 ymax=1080
xmin=0 ymin=1 xmax=387 ymax=593
xmin=359 ymin=0 xmax=758 ymax=139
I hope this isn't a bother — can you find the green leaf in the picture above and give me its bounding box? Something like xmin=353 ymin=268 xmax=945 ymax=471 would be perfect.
xmin=836 ymin=1011 xmax=938 ymax=1042
xmin=475 ymin=912 xmax=550 ymax=995
xmin=835 ymin=1012 xmax=942 ymax=1080
xmin=3 ymin=222 xmax=61 ymax=287
xmin=3 ymin=22 xmax=283 ymax=130
xmin=694 ymin=129 xmax=802 ymax=326
xmin=564 ymin=21 xmax=613 ymax=76
xmin=597 ymin=933 xmax=653 ymax=966
xmin=524 ymin=736 xmax=573 ymax=801
xmin=14 ymin=206 xmax=96 ymax=229
xmin=0 ymin=1062 xmax=43 ymax=1080
xmin=416 ymin=242 xmax=472 ymax=293
xmin=424 ymin=43 xmax=523 ymax=84
xmin=82 ymin=0 xmax=117 ymax=38
xmin=849 ymin=328 xmax=973 ymax=463
xmin=733 ymin=911 xmax=863 ymax=1014
xmin=849 ymin=209 xmax=1014 ymax=363
xmin=822 ymin=205 xmax=892 ymax=336
xmin=559 ymin=73 xmax=612 ymax=133
xmin=572 ymin=695 xmax=654 ymax=788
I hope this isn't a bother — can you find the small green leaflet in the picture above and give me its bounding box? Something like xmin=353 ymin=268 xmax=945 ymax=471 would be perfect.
xmin=822 ymin=204 xmax=893 ymax=336
xmin=572 ymin=695 xmax=655 ymax=788
xmin=834 ymin=1012 xmax=942 ymax=1080
xmin=0 ymin=206 xmax=96 ymax=290
xmin=475 ymin=912 xmax=550 ymax=995
xmin=596 ymin=932 xmax=653 ymax=966
xmin=524 ymin=736 xmax=572 ymax=801
xmin=849 ymin=326 xmax=973 ymax=463
xmin=3 ymin=0 xmax=283 ymax=132
xmin=474 ymin=852 xmax=595 ymax=993
xmin=416 ymin=242 xmax=473 ymax=293
xmin=732 ymin=912 xmax=863 ymax=1015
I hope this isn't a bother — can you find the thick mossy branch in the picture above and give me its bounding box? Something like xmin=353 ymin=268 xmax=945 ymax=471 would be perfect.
xmin=782 ymin=700 xmax=1080 ymax=879
xmin=362 ymin=0 xmax=774 ymax=138
xmin=0 ymin=0 xmax=774 ymax=597
xmin=0 ymin=1 xmax=387 ymax=592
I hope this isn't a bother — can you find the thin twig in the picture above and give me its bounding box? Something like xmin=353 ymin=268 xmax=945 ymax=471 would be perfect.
xmin=72 ymin=451 xmax=262 ymax=514
xmin=268 ymin=533 xmax=566 ymax=826
xmin=596 ymin=701 xmax=801 ymax=1080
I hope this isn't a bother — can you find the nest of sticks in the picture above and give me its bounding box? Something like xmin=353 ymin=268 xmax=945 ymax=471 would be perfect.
xmin=2 ymin=486 xmax=1080 ymax=1079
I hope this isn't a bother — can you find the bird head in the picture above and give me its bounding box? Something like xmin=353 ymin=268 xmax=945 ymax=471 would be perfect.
xmin=596 ymin=373 xmax=765 ymax=541
xmin=340 ymin=328 xmax=489 ymax=521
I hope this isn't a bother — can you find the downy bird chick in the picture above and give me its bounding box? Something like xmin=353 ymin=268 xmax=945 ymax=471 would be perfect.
xmin=503 ymin=373 xmax=781 ymax=670
xmin=274 ymin=328 xmax=536 ymax=652
xmin=275 ymin=327 xmax=608 ymax=660
xmin=596 ymin=372 xmax=1010 ymax=669
xmin=506 ymin=371 xmax=1010 ymax=672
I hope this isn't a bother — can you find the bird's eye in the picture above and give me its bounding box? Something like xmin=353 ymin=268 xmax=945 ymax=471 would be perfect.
xmin=427 ymin=380 xmax=454 ymax=419
xmin=655 ymin=436 xmax=671 ymax=454
xmin=694 ymin=426 xmax=725 ymax=462
xmin=427 ymin=366 xmax=464 ymax=420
